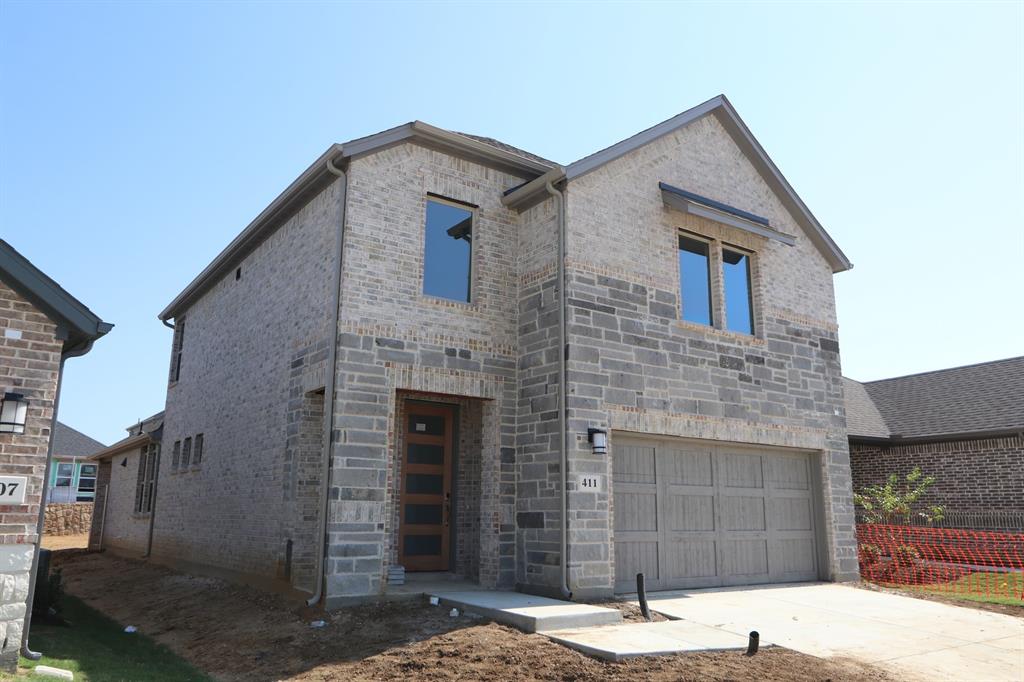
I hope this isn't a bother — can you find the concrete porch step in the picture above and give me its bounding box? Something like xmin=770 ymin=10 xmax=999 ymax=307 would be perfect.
xmin=430 ymin=590 xmax=622 ymax=633
xmin=544 ymin=619 xmax=751 ymax=661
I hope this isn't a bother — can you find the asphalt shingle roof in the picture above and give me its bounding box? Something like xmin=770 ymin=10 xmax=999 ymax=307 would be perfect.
xmin=846 ymin=357 xmax=1024 ymax=440
xmin=52 ymin=422 xmax=106 ymax=458
xmin=843 ymin=378 xmax=890 ymax=439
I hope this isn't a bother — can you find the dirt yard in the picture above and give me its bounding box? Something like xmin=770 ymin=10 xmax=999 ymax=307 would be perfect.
xmin=41 ymin=532 xmax=88 ymax=551
xmin=51 ymin=550 xmax=897 ymax=681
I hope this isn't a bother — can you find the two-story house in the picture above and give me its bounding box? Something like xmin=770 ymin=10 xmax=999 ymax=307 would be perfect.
xmin=139 ymin=95 xmax=856 ymax=606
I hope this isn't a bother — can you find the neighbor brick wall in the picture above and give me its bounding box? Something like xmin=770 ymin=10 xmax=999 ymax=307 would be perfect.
xmin=42 ymin=502 xmax=92 ymax=536
xmin=0 ymin=280 xmax=63 ymax=670
xmin=850 ymin=435 xmax=1024 ymax=514
xmin=94 ymin=447 xmax=150 ymax=555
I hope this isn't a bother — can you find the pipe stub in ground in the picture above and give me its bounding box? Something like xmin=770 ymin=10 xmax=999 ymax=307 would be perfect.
xmin=746 ymin=631 xmax=760 ymax=656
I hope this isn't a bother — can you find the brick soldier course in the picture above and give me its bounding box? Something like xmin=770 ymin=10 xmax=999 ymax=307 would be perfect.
xmin=0 ymin=240 xmax=110 ymax=671
xmin=133 ymin=95 xmax=858 ymax=606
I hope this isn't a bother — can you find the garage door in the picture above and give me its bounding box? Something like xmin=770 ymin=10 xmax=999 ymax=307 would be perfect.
xmin=613 ymin=436 xmax=820 ymax=593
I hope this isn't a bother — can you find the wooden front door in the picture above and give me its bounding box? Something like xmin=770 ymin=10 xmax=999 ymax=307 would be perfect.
xmin=399 ymin=403 xmax=454 ymax=571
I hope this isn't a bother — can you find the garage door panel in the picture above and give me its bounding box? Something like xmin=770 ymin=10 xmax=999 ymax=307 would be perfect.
xmin=666 ymin=494 xmax=715 ymax=531
xmin=664 ymin=539 xmax=718 ymax=580
xmin=614 ymin=445 xmax=656 ymax=483
xmin=771 ymin=497 xmax=813 ymax=531
xmin=661 ymin=448 xmax=713 ymax=486
xmin=719 ymin=453 xmax=764 ymax=489
xmin=615 ymin=541 xmax=659 ymax=588
xmin=723 ymin=538 xmax=769 ymax=578
xmin=614 ymin=491 xmax=658 ymax=532
xmin=774 ymin=538 xmax=817 ymax=576
xmin=767 ymin=456 xmax=811 ymax=490
xmin=721 ymin=496 xmax=766 ymax=531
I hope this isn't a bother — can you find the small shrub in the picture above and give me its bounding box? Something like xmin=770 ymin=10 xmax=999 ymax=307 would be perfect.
xmin=859 ymin=543 xmax=882 ymax=566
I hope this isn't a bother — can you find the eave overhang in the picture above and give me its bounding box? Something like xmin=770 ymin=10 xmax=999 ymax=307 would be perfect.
xmin=88 ymin=433 xmax=151 ymax=461
xmin=160 ymin=124 xmax=552 ymax=321
xmin=660 ymin=182 xmax=796 ymax=246
xmin=0 ymin=239 xmax=112 ymax=353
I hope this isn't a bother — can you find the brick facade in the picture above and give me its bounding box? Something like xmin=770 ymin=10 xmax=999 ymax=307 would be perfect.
xmin=0 ymin=281 xmax=63 ymax=670
xmin=850 ymin=435 xmax=1024 ymax=514
xmin=150 ymin=107 xmax=857 ymax=604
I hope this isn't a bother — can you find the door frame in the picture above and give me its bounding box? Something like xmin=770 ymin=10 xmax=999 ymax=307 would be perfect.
xmin=611 ymin=432 xmax=827 ymax=593
xmin=398 ymin=399 xmax=459 ymax=572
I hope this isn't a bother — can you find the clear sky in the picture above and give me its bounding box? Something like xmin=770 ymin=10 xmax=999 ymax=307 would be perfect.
xmin=2 ymin=1 xmax=1021 ymax=445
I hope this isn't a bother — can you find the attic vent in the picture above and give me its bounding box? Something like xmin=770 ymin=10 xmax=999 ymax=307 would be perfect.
xmin=235 ymin=267 xmax=242 ymax=281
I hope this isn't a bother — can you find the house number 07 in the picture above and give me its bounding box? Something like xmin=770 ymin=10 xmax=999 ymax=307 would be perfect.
xmin=0 ymin=476 xmax=27 ymax=504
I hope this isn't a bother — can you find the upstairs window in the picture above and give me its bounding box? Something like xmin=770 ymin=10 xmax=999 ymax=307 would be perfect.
xmin=193 ymin=433 xmax=204 ymax=466
xmin=722 ymin=247 xmax=754 ymax=335
xmin=678 ymin=235 xmax=713 ymax=326
xmin=423 ymin=197 xmax=473 ymax=302
xmin=181 ymin=436 xmax=192 ymax=468
xmin=171 ymin=440 xmax=181 ymax=470
xmin=169 ymin=319 xmax=185 ymax=383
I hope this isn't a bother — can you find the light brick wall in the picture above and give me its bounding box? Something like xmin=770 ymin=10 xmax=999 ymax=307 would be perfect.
xmin=0 ymin=281 xmax=63 ymax=670
xmin=93 ymin=447 xmax=150 ymax=555
xmin=153 ymin=178 xmax=341 ymax=585
xmin=850 ymin=436 xmax=1024 ymax=514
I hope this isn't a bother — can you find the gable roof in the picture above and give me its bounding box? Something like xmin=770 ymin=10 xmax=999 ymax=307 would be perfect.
xmin=843 ymin=378 xmax=890 ymax=439
xmin=161 ymin=96 xmax=851 ymax=320
xmin=846 ymin=357 xmax=1024 ymax=441
xmin=563 ymin=95 xmax=851 ymax=273
xmin=90 ymin=411 xmax=164 ymax=461
xmin=52 ymin=422 xmax=106 ymax=458
xmin=0 ymin=239 xmax=113 ymax=353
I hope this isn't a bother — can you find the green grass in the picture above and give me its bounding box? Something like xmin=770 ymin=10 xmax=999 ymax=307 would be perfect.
xmin=893 ymin=571 xmax=1024 ymax=607
xmin=8 ymin=595 xmax=210 ymax=682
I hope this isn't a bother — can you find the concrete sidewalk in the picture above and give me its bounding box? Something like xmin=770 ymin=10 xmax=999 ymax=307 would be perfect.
xmin=640 ymin=582 xmax=1024 ymax=681
xmin=546 ymin=619 xmax=749 ymax=661
xmin=431 ymin=590 xmax=622 ymax=632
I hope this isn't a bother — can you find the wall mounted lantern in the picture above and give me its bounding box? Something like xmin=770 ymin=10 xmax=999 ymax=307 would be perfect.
xmin=0 ymin=393 xmax=29 ymax=434
xmin=587 ymin=428 xmax=608 ymax=455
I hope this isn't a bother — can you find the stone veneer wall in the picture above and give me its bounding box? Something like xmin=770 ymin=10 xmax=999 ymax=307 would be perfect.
xmin=0 ymin=281 xmax=63 ymax=671
xmin=42 ymin=503 xmax=92 ymax=536
xmin=850 ymin=435 xmax=1024 ymax=514
xmin=549 ymin=114 xmax=858 ymax=594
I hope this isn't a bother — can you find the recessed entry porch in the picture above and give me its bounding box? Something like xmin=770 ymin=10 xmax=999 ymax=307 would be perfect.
xmin=385 ymin=392 xmax=499 ymax=592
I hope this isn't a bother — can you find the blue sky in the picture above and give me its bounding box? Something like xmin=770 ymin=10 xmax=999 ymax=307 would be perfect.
xmin=2 ymin=1 xmax=1021 ymax=445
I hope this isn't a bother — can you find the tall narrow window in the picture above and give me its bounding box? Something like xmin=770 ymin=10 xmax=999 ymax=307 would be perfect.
xmin=193 ymin=433 xmax=204 ymax=466
xmin=181 ymin=437 xmax=192 ymax=468
xmin=423 ymin=198 xmax=473 ymax=302
xmin=76 ymin=464 xmax=97 ymax=502
xmin=722 ymin=248 xmax=754 ymax=335
xmin=135 ymin=443 xmax=159 ymax=513
xmin=678 ymin=235 xmax=713 ymax=326
xmin=171 ymin=440 xmax=181 ymax=471
xmin=169 ymin=319 xmax=185 ymax=383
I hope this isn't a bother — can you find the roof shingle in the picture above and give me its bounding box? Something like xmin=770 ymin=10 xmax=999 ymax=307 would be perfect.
xmin=52 ymin=422 xmax=106 ymax=458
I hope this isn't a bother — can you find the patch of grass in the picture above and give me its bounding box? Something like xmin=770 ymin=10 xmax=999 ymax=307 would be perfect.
xmin=895 ymin=571 xmax=1024 ymax=607
xmin=10 ymin=595 xmax=209 ymax=682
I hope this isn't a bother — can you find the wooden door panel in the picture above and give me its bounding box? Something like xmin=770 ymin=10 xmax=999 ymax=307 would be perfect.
xmin=399 ymin=403 xmax=453 ymax=571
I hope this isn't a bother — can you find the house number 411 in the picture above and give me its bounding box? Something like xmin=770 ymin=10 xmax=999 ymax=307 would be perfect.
xmin=576 ymin=474 xmax=605 ymax=491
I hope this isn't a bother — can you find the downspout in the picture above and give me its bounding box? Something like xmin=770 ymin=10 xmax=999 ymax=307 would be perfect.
xmin=22 ymin=338 xmax=95 ymax=660
xmin=307 ymin=155 xmax=347 ymax=607
xmin=543 ymin=181 xmax=572 ymax=600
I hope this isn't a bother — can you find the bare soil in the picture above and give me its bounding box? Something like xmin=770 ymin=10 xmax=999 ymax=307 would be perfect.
xmin=41 ymin=532 xmax=88 ymax=551
xmin=855 ymin=580 xmax=1024 ymax=618
xmin=51 ymin=550 xmax=898 ymax=681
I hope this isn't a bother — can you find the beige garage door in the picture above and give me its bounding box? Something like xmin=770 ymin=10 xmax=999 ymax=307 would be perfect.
xmin=613 ymin=435 xmax=820 ymax=593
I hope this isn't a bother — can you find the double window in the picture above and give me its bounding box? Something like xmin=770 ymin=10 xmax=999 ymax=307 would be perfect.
xmin=422 ymin=197 xmax=473 ymax=302
xmin=678 ymin=233 xmax=755 ymax=335
xmin=134 ymin=443 xmax=159 ymax=514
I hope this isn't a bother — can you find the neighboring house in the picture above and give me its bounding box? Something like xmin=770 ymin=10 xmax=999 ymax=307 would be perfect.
xmin=0 ymin=239 xmax=111 ymax=671
xmin=47 ymin=421 xmax=105 ymax=503
xmin=846 ymin=357 xmax=1024 ymax=520
xmin=125 ymin=94 xmax=855 ymax=606
xmin=86 ymin=412 xmax=163 ymax=555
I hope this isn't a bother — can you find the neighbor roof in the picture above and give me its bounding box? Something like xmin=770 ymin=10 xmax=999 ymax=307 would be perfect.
xmin=846 ymin=357 xmax=1024 ymax=441
xmin=161 ymin=95 xmax=851 ymax=321
xmin=89 ymin=411 xmax=164 ymax=461
xmin=52 ymin=422 xmax=106 ymax=459
xmin=0 ymin=239 xmax=113 ymax=353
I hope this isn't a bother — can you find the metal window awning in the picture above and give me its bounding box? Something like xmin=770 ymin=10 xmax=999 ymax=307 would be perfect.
xmin=660 ymin=182 xmax=796 ymax=246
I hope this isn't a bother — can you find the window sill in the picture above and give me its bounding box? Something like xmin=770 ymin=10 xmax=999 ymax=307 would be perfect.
xmin=419 ymin=294 xmax=481 ymax=314
xmin=132 ymin=512 xmax=152 ymax=520
xmin=673 ymin=320 xmax=766 ymax=345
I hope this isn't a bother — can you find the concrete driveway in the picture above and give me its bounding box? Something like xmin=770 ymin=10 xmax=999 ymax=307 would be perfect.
xmin=641 ymin=582 xmax=1023 ymax=681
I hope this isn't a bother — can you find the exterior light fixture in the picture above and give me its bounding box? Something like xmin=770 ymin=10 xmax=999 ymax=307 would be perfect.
xmin=587 ymin=428 xmax=608 ymax=455
xmin=0 ymin=393 xmax=29 ymax=434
